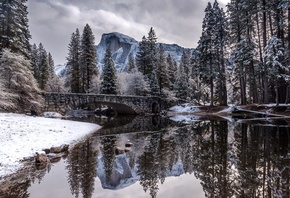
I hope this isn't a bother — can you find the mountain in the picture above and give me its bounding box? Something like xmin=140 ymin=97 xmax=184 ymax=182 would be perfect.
xmin=97 ymin=32 xmax=138 ymax=71
xmin=55 ymin=32 xmax=194 ymax=76
xmin=97 ymin=153 xmax=185 ymax=190
xmin=97 ymin=32 xmax=194 ymax=71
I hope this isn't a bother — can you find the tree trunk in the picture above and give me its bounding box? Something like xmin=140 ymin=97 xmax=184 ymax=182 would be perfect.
xmin=276 ymin=80 xmax=279 ymax=105
xmin=263 ymin=0 xmax=269 ymax=103
xmin=240 ymin=63 xmax=247 ymax=105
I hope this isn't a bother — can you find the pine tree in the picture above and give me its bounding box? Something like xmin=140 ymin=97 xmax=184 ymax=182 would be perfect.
xmin=156 ymin=44 xmax=169 ymax=96
xmin=263 ymin=36 xmax=288 ymax=104
xmin=0 ymin=49 xmax=43 ymax=112
xmin=80 ymin=24 xmax=98 ymax=93
xmin=228 ymin=0 xmax=258 ymax=104
xmin=30 ymin=43 xmax=39 ymax=81
xmin=190 ymin=49 xmax=202 ymax=101
xmin=179 ymin=50 xmax=191 ymax=80
xmin=197 ymin=1 xmax=228 ymax=105
xmin=38 ymin=43 xmax=50 ymax=90
xmin=212 ymin=0 xmax=228 ymax=105
xmin=45 ymin=52 xmax=64 ymax=92
xmin=175 ymin=65 xmax=188 ymax=101
xmin=126 ymin=54 xmax=136 ymax=73
xmin=136 ymin=36 xmax=148 ymax=75
xmin=48 ymin=52 xmax=55 ymax=78
xmin=100 ymin=48 xmax=118 ymax=94
xmin=167 ymin=54 xmax=177 ymax=91
xmin=197 ymin=2 xmax=216 ymax=106
xmin=65 ymin=29 xmax=81 ymax=93
xmin=147 ymin=27 xmax=158 ymax=80
xmin=0 ymin=0 xmax=31 ymax=58
xmin=150 ymin=71 xmax=160 ymax=96
xmin=136 ymin=27 xmax=159 ymax=95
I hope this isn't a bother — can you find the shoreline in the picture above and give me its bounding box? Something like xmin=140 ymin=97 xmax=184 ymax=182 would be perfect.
xmin=0 ymin=113 xmax=101 ymax=180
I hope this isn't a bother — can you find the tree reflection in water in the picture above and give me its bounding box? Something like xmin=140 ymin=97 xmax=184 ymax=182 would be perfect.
xmin=46 ymin=120 xmax=290 ymax=197
xmin=2 ymin=118 xmax=290 ymax=198
xmin=100 ymin=135 xmax=117 ymax=186
xmin=66 ymin=139 xmax=98 ymax=198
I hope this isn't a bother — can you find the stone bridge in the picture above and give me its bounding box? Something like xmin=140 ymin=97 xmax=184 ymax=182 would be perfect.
xmin=43 ymin=92 xmax=167 ymax=115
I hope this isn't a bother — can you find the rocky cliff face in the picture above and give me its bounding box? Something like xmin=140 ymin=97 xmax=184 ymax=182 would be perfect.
xmin=97 ymin=32 xmax=139 ymax=71
xmin=56 ymin=32 xmax=194 ymax=76
xmin=97 ymin=32 xmax=194 ymax=71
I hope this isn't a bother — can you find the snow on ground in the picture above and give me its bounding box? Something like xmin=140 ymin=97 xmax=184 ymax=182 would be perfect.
xmin=0 ymin=113 xmax=101 ymax=179
xmin=169 ymin=104 xmax=201 ymax=123
xmin=169 ymin=103 xmax=200 ymax=113
xmin=169 ymin=115 xmax=200 ymax=123
xmin=218 ymin=105 xmax=235 ymax=113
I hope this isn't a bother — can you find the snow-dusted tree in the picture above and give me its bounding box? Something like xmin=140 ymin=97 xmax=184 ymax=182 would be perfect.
xmin=179 ymin=50 xmax=191 ymax=80
xmin=65 ymin=29 xmax=81 ymax=93
xmin=228 ymin=0 xmax=259 ymax=104
xmin=175 ymin=65 xmax=188 ymax=101
xmin=0 ymin=0 xmax=31 ymax=58
xmin=263 ymin=36 xmax=288 ymax=104
xmin=48 ymin=52 xmax=55 ymax=78
xmin=197 ymin=1 xmax=229 ymax=105
xmin=147 ymin=27 xmax=158 ymax=66
xmin=136 ymin=27 xmax=159 ymax=95
xmin=80 ymin=24 xmax=98 ymax=93
xmin=156 ymin=44 xmax=170 ymax=96
xmin=0 ymin=78 xmax=17 ymax=110
xmin=37 ymin=43 xmax=50 ymax=90
xmin=45 ymin=75 xmax=66 ymax=93
xmin=197 ymin=2 xmax=216 ymax=106
xmin=167 ymin=54 xmax=177 ymax=91
xmin=30 ymin=43 xmax=39 ymax=81
xmin=136 ymin=36 xmax=148 ymax=75
xmin=0 ymin=49 xmax=43 ymax=112
xmin=44 ymin=52 xmax=64 ymax=92
xmin=190 ymin=49 xmax=201 ymax=98
xmin=117 ymin=71 xmax=149 ymax=96
xmin=212 ymin=1 xmax=228 ymax=105
xmin=126 ymin=54 xmax=136 ymax=73
xmin=100 ymin=48 xmax=118 ymax=94
xmin=149 ymin=71 xmax=160 ymax=96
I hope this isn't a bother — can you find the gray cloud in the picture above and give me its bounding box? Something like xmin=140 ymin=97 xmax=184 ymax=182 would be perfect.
xmin=28 ymin=0 xmax=228 ymax=64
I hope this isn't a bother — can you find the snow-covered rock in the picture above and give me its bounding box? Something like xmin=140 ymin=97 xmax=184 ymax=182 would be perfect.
xmin=43 ymin=111 xmax=63 ymax=118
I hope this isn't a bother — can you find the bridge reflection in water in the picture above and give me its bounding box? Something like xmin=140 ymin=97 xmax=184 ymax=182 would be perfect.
xmin=43 ymin=92 xmax=167 ymax=115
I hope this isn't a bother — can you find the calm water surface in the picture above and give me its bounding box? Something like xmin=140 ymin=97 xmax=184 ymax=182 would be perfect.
xmin=1 ymin=116 xmax=290 ymax=198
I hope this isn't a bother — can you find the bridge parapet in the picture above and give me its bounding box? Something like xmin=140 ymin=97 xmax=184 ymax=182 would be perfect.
xmin=43 ymin=92 xmax=165 ymax=115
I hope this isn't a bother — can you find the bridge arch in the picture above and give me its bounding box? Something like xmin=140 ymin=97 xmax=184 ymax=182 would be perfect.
xmin=43 ymin=93 xmax=166 ymax=115
xmin=84 ymin=101 xmax=136 ymax=115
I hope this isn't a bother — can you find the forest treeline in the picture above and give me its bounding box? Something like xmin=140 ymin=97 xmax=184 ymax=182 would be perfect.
xmin=1 ymin=0 xmax=290 ymax=112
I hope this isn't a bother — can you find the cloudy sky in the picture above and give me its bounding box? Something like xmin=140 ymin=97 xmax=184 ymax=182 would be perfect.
xmin=27 ymin=0 xmax=230 ymax=65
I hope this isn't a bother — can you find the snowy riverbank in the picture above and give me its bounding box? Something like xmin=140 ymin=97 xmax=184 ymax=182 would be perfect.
xmin=0 ymin=113 xmax=101 ymax=179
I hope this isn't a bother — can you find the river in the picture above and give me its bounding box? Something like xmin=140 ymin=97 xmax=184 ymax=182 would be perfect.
xmin=1 ymin=115 xmax=290 ymax=198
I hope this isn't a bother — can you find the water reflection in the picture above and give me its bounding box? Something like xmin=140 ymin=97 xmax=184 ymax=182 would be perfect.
xmin=66 ymin=139 xmax=98 ymax=198
xmin=1 ymin=117 xmax=290 ymax=198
